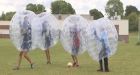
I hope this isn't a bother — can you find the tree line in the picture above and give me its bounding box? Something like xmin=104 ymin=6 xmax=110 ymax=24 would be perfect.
xmin=0 ymin=0 xmax=140 ymax=31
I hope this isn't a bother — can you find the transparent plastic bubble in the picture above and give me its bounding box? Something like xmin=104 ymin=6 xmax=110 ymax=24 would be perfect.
xmin=60 ymin=15 xmax=88 ymax=55
xmin=9 ymin=10 xmax=36 ymax=51
xmin=86 ymin=18 xmax=118 ymax=61
xmin=31 ymin=12 xmax=59 ymax=50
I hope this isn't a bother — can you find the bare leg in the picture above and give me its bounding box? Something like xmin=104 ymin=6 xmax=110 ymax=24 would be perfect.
xmin=73 ymin=55 xmax=79 ymax=67
xmin=71 ymin=55 xmax=76 ymax=63
xmin=23 ymin=51 xmax=34 ymax=69
xmin=23 ymin=51 xmax=33 ymax=64
xmin=74 ymin=56 xmax=79 ymax=67
xmin=13 ymin=51 xmax=23 ymax=70
xmin=45 ymin=49 xmax=51 ymax=64
xmin=71 ymin=55 xmax=77 ymax=67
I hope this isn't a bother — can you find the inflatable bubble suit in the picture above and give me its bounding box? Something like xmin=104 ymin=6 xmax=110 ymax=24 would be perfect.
xmin=60 ymin=15 xmax=88 ymax=55
xmin=31 ymin=12 xmax=59 ymax=50
xmin=10 ymin=10 xmax=36 ymax=51
xmin=86 ymin=18 xmax=118 ymax=61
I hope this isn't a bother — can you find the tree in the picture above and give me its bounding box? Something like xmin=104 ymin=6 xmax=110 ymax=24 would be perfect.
xmin=105 ymin=0 xmax=124 ymax=18
xmin=0 ymin=11 xmax=15 ymax=21
xmin=0 ymin=12 xmax=6 ymax=20
xmin=89 ymin=9 xmax=104 ymax=20
xmin=36 ymin=4 xmax=46 ymax=14
xmin=4 ymin=12 xmax=15 ymax=20
xmin=127 ymin=12 xmax=138 ymax=31
xmin=51 ymin=0 xmax=75 ymax=14
xmin=26 ymin=3 xmax=46 ymax=14
xmin=125 ymin=5 xmax=139 ymax=17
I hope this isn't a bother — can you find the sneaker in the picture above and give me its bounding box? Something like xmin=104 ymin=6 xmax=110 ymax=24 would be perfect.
xmin=75 ymin=64 xmax=79 ymax=67
xmin=72 ymin=62 xmax=76 ymax=67
xmin=30 ymin=63 xmax=34 ymax=69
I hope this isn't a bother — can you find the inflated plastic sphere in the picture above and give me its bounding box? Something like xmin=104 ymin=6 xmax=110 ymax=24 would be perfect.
xmin=10 ymin=10 xmax=36 ymax=51
xmin=86 ymin=18 xmax=118 ymax=61
xmin=60 ymin=15 xmax=88 ymax=55
xmin=31 ymin=12 xmax=59 ymax=50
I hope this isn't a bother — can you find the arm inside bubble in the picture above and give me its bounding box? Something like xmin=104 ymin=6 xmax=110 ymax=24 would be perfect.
xmin=101 ymin=31 xmax=111 ymax=55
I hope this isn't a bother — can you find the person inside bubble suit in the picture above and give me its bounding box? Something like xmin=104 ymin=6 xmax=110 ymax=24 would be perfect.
xmin=70 ymin=25 xmax=80 ymax=67
xmin=96 ymin=27 xmax=110 ymax=72
xmin=34 ymin=12 xmax=59 ymax=64
xmin=13 ymin=16 xmax=34 ymax=70
xmin=41 ymin=20 xmax=51 ymax=64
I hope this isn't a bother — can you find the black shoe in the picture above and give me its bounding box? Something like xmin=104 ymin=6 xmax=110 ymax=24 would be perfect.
xmin=104 ymin=58 xmax=109 ymax=72
xmin=99 ymin=60 xmax=103 ymax=71
xmin=31 ymin=63 xmax=34 ymax=69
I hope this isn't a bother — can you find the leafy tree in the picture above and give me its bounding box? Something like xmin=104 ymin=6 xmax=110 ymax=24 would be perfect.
xmin=125 ymin=5 xmax=139 ymax=16
xmin=127 ymin=12 xmax=138 ymax=31
xmin=36 ymin=4 xmax=46 ymax=14
xmin=105 ymin=0 xmax=124 ymax=18
xmin=0 ymin=12 xmax=15 ymax=21
xmin=26 ymin=3 xmax=46 ymax=14
xmin=0 ymin=12 xmax=6 ymax=20
xmin=4 ymin=12 xmax=15 ymax=20
xmin=51 ymin=0 xmax=75 ymax=14
xmin=89 ymin=9 xmax=104 ymax=20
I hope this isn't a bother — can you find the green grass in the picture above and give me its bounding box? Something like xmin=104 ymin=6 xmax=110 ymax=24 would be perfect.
xmin=0 ymin=33 xmax=140 ymax=75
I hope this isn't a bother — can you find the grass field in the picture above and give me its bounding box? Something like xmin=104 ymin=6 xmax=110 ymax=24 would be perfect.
xmin=0 ymin=33 xmax=140 ymax=75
